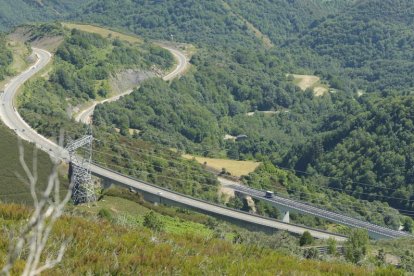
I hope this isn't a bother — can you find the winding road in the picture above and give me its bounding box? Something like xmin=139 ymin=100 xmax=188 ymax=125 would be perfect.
xmin=74 ymin=44 xmax=189 ymax=124
xmin=0 ymin=47 xmax=408 ymax=241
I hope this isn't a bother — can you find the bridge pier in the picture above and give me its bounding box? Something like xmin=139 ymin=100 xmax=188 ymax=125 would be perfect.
xmin=282 ymin=211 xmax=290 ymax=223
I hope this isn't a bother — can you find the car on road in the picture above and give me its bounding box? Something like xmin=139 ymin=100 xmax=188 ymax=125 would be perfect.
xmin=265 ymin=191 xmax=274 ymax=198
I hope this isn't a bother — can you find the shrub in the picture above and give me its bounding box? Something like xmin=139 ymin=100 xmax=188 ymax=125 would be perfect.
xmin=303 ymin=248 xmax=319 ymax=259
xmin=98 ymin=208 xmax=112 ymax=221
xmin=327 ymin=237 xmax=337 ymax=255
xmin=299 ymin=231 xmax=313 ymax=246
xmin=143 ymin=211 xmax=164 ymax=232
xmin=345 ymin=229 xmax=369 ymax=264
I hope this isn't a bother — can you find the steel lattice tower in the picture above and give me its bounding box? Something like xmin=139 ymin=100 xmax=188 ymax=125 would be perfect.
xmin=66 ymin=134 xmax=96 ymax=204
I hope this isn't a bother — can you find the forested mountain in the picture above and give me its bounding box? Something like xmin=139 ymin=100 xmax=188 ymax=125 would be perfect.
xmin=291 ymin=0 xmax=414 ymax=93
xmin=224 ymin=0 xmax=354 ymax=44
xmin=77 ymin=0 xmax=261 ymax=48
xmin=0 ymin=0 xmax=88 ymax=31
xmin=284 ymin=95 xmax=414 ymax=211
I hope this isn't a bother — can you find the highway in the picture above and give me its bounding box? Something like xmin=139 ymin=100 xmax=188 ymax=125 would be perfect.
xmin=74 ymin=44 xmax=189 ymax=124
xmin=220 ymin=178 xmax=412 ymax=239
xmin=0 ymin=47 xmax=407 ymax=241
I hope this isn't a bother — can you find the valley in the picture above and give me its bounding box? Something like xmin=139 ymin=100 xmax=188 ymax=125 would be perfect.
xmin=1 ymin=0 xmax=414 ymax=274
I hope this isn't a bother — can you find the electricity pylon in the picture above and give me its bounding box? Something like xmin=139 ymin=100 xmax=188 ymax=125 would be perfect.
xmin=66 ymin=132 xmax=96 ymax=204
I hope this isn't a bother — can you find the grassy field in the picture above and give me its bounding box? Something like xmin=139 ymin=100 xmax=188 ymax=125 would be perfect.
xmin=182 ymin=154 xmax=261 ymax=177
xmin=62 ymin=23 xmax=142 ymax=44
xmin=7 ymin=39 xmax=30 ymax=74
xmin=0 ymin=123 xmax=58 ymax=204
xmin=289 ymin=74 xmax=329 ymax=96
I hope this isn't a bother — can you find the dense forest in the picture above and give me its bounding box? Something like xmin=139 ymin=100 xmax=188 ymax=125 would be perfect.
xmin=15 ymin=22 xmax=410 ymax=231
xmin=0 ymin=0 xmax=91 ymax=31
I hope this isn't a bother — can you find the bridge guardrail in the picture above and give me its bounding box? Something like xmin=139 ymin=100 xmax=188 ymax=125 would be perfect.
xmin=232 ymin=185 xmax=411 ymax=238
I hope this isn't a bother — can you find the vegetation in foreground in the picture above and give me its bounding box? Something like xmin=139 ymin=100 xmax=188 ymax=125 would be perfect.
xmin=0 ymin=197 xmax=404 ymax=275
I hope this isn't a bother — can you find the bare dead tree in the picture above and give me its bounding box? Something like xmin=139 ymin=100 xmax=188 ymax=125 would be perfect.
xmin=1 ymin=134 xmax=73 ymax=276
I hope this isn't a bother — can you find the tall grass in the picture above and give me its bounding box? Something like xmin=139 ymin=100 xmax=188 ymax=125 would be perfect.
xmin=0 ymin=203 xmax=403 ymax=275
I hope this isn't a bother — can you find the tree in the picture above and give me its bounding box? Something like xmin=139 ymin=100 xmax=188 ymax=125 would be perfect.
xmin=344 ymin=229 xmax=369 ymax=264
xmin=299 ymin=231 xmax=313 ymax=246
xmin=143 ymin=211 xmax=165 ymax=232
xmin=403 ymin=217 xmax=413 ymax=233
xmin=226 ymin=196 xmax=243 ymax=209
xmin=327 ymin=237 xmax=337 ymax=255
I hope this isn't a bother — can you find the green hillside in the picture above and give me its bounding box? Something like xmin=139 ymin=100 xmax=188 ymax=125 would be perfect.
xmin=0 ymin=201 xmax=403 ymax=275
xmin=0 ymin=122 xmax=56 ymax=204
xmin=291 ymin=0 xmax=414 ymax=93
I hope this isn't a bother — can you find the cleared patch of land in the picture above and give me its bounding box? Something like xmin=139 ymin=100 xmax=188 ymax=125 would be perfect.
xmin=63 ymin=23 xmax=142 ymax=44
xmin=219 ymin=186 xmax=235 ymax=203
xmin=183 ymin=154 xmax=261 ymax=177
xmin=246 ymin=110 xmax=286 ymax=116
xmin=8 ymin=26 xmax=64 ymax=52
xmin=289 ymin=74 xmax=329 ymax=96
xmin=0 ymin=37 xmax=33 ymax=89
xmin=6 ymin=39 xmax=30 ymax=73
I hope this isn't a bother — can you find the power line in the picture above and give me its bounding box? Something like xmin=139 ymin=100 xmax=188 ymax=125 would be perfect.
xmin=90 ymin=139 xmax=414 ymax=195
xmin=93 ymin=160 xmax=217 ymax=188
xmin=89 ymin=134 xmax=413 ymax=195
xmin=92 ymin=160 xmax=414 ymax=216
xmin=89 ymin=146 xmax=414 ymax=206
xmin=23 ymin=86 xmax=413 ymax=196
xmin=17 ymin=112 xmax=414 ymax=210
xmin=91 ymin=148 xmax=218 ymax=180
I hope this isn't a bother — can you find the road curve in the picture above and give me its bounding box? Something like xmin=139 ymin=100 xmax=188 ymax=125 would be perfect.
xmin=0 ymin=47 xmax=348 ymax=241
xmin=74 ymin=44 xmax=189 ymax=124
xmin=0 ymin=48 xmax=65 ymax=159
